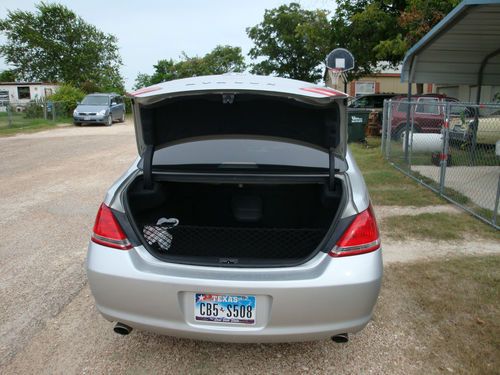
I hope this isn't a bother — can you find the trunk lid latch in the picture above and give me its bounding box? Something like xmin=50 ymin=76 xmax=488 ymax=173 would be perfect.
xmin=219 ymin=258 xmax=239 ymax=265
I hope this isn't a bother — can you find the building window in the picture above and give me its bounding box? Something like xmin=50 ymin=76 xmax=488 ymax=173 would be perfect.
xmin=17 ymin=86 xmax=31 ymax=100
xmin=355 ymin=82 xmax=375 ymax=95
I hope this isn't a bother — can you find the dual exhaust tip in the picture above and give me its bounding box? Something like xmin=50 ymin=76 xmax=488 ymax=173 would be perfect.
xmin=114 ymin=323 xmax=348 ymax=343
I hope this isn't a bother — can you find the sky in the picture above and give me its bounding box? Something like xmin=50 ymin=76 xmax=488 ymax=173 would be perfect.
xmin=0 ymin=0 xmax=336 ymax=90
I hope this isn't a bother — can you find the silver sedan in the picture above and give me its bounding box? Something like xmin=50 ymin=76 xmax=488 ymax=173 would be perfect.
xmin=87 ymin=74 xmax=382 ymax=343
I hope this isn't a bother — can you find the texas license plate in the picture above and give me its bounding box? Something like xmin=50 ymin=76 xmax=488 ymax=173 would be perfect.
xmin=194 ymin=294 xmax=256 ymax=324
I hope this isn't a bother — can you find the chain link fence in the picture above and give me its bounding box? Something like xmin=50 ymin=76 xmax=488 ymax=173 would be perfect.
xmin=0 ymin=99 xmax=76 ymax=130
xmin=381 ymin=98 xmax=500 ymax=229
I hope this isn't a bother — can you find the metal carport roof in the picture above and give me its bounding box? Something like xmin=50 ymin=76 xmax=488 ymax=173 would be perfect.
xmin=401 ymin=0 xmax=500 ymax=86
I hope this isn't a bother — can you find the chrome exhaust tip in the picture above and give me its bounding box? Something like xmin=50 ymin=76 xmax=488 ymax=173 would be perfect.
xmin=114 ymin=322 xmax=133 ymax=335
xmin=331 ymin=333 xmax=349 ymax=343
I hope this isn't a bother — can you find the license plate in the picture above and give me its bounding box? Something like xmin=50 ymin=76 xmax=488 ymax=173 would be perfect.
xmin=84 ymin=116 xmax=91 ymax=120
xmin=194 ymin=294 xmax=256 ymax=324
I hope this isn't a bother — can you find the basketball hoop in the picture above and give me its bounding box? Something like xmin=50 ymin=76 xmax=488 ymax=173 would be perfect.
xmin=327 ymin=67 xmax=344 ymax=89
xmin=325 ymin=48 xmax=355 ymax=93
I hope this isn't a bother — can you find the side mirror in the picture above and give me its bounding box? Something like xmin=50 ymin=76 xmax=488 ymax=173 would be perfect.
xmin=76 ymin=101 xmax=80 ymax=105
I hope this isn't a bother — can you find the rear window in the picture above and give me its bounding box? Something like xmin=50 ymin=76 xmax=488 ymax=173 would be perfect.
xmin=416 ymin=98 xmax=440 ymax=114
xmin=151 ymin=139 xmax=329 ymax=170
xmin=397 ymin=101 xmax=408 ymax=113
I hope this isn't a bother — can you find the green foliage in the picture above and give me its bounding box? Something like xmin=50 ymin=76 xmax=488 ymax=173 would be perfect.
xmin=246 ymin=3 xmax=331 ymax=82
xmin=134 ymin=73 xmax=153 ymax=90
xmin=23 ymin=100 xmax=45 ymax=119
xmin=0 ymin=69 xmax=16 ymax=82
xmin=48 ymin=84 xmax=85 ymax=116
xmin=134 ymin=45 xmax=246 ymax=89
xmin=332 ymin=0 xmax=460 ymax=77
xmin=246 ymin=1 xmax=459 ymax=81
xmin=0 ymin=2 xmax=124 ymax=91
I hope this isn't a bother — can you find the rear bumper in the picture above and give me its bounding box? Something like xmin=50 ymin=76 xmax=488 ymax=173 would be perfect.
xmin=87 ymin=243 xmax=383 ymax=343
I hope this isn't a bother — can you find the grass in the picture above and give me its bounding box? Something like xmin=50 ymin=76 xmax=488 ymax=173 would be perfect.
xmin=380 ymin=212 xmax=500 ymax=241
xmin=350 ymin=138 xmax=445 ymax=206
xmin=0 ymin=111 xmax=71 ymax=136
xmin=381 ymin=255 xmax=500 ymax=374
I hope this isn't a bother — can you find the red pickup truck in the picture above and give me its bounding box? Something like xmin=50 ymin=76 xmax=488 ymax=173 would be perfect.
xmin=389 ymin=94 xmax=462 ymax=140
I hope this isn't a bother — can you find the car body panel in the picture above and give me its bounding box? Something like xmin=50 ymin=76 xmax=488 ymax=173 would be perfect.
xmin=87 ymin=242 xmax=382 ymax=343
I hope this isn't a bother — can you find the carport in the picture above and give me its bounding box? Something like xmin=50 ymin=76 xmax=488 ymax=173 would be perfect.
xmin=401 ymin=0 xmax=500 ymax=101
xmin=400 ymin=0 xmax=500 ymax=161
xmin=395 ymin=0 xmax=500 ymax=228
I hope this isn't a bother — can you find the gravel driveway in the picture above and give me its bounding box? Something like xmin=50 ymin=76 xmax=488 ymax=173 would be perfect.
xmin=0 ymin=122 xmax=497 ymax=374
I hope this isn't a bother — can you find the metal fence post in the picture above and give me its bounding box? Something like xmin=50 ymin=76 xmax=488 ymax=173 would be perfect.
xmin=385 ymin=100 xmax=392 ymax=159
xmin=44 ymin=102 xmax=47 ymax=120
xmin=7 ymin=103 xmax=13 ymax=127
xmin=381 ymin=100 xmax=387 ymax=154
xmin=408 ymin=101 xmax=415 ymax=173
xmin=493 ymin=175 xmax=500 ymax=226
xmin=439 ymin=102 xmax=451 ymax=196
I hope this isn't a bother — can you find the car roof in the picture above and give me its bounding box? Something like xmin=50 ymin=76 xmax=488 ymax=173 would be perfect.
xmin=86 ymin=93 xmax=120 ymax=97
xmin=392 ymin=93 xmax=458 ymax=100
xmin=356 ymin=93 xmax=399 ymax=97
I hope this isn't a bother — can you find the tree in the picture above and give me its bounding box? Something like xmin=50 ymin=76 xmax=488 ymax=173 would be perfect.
xmin=0 ymin=2 xmax=124 ymax=92
xmin=246 ymin=3 xmax=331 ymax=82
xmin=134 ymin=45 xmax=246 ymax=89
xmin=47 ymin=84 xmax=85 ymax=116
xmin=332 ymin=0 xmax=459 ymax=77
xmin=245 ymin=1 xmax=459 ymax=83
xmin=0 ymin=69 xmax=16 ymax=82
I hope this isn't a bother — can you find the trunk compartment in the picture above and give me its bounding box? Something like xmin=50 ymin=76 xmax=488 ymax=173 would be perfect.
xmin=125 ymin=178 xmax=343 ymax=266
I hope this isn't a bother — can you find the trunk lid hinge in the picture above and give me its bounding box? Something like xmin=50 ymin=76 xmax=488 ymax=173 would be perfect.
xmin=143 ymin=144 xmax=155 ymax=189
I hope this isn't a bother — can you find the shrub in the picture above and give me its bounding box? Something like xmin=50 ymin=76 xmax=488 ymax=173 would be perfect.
xmin=48 ymin=84 xmax=85 ymax=116
xmin=24 ymin=100 xmax=45 ymax=119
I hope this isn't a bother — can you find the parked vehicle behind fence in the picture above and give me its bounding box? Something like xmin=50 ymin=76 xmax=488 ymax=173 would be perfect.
xmin=86 ymin=74 xmax=383 ymax=343
xmin=450 ymin=108 xmax=500 ymax=145
xmin=389 ymin=94 xmax=462 ymax=140
xmin=73 ymin=93 xmax=125 ymax=126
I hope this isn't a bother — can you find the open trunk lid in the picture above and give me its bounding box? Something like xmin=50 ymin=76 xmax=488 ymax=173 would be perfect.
xmin=127 ymin=74 xmax=349 ymax=184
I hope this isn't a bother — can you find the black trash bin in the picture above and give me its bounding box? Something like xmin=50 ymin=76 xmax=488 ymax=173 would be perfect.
xmin=347 ymin=110 xmax=369 ymax=142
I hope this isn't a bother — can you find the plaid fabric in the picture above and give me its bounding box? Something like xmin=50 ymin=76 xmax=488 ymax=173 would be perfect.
xmin=143 ymin=218 xmax=179 ymax=252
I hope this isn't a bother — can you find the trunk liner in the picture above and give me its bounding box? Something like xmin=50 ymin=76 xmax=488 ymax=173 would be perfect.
xmin=149 ymin=225 xmax=327 ymax=259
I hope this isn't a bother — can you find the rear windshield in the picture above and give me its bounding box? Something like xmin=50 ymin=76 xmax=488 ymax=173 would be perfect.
xmin=151 ymin=139 xmax=329 ymax=171
xmin=81 ymin=95 xmax=109 ymax=106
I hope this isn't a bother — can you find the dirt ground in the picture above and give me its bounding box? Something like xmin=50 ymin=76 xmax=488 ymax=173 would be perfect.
xmin=0 ymin=122 xmax=498 ymax=374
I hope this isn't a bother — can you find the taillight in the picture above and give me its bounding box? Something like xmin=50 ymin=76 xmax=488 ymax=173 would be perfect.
xmin=329 ymin=205 xmax=380 ymax=257
xmin=91 ymin=203 xmax=132 ymax=250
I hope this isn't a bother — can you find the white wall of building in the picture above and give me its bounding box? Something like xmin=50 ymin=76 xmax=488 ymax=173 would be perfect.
xmin=436 ymin=84 xmax=500 ymax=103
xmin=0 ymin=83 xmax=59 ymax=103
